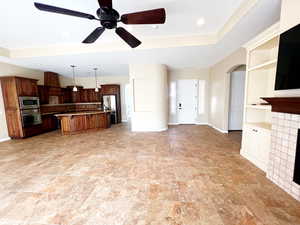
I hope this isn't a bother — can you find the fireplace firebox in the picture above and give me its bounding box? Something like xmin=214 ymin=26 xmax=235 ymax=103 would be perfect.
xmin=294 ymin=129 xmax=300 ymax=185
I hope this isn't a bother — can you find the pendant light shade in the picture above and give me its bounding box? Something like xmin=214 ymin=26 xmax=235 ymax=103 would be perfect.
xmin=94 ymin=68 xmax=99 ymax=92
xmin=71 ymin=65 xmax=77 ymax=92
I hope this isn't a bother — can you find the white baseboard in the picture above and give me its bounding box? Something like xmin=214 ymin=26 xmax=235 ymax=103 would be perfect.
xmin=195 ymin=123 xmax=209 ymax=125
xmin=0 ymin=137 xmax=10 ymax=143
xmin=208 ymin=124 xmax=228 ymax=133
xmin=168 ymin=122 xmax=209 ymax=126
xmin=167 ymin=123 xmax=228 ymax=134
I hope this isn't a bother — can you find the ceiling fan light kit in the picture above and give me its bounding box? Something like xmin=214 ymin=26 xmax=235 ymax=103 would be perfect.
xmin=34 ymin=0 xmax=166 ymax=48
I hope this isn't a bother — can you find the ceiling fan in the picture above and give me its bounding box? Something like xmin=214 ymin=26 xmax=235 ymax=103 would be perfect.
xmin=34 ymin=0 xmax=166 ymax=48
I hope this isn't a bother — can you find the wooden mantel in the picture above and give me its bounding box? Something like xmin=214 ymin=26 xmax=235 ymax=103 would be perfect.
xmin=262 ymin=97 xmax=300 ymax=115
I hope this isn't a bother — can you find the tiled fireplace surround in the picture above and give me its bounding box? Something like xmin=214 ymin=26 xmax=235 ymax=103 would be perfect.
xmin=267 ymin=112 xmax=300 ymax=201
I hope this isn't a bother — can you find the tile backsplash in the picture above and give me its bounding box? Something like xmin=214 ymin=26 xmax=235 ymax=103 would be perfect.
xmin=267 ymin=112 xmax=300 ymax=201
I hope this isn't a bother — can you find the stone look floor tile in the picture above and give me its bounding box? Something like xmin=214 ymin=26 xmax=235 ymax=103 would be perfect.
xmin=0 ymin=124 xmax=299 ymax=225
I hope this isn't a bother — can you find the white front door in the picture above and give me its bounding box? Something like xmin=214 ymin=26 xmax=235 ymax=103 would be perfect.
xmin=229 ymin=70 xmax=246 ymax=130
xmin=177 ymin=80 xmax=197 ymax=124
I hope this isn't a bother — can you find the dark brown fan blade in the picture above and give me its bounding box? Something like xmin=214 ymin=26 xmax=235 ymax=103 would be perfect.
xmin=121 ymin=8 xmax=166 ymax=25
xmin=98 ymin=0 xmax=112 ymax=9
xmin=115 ymin=27 xmax=141 ymax=48
xmin=34 ymin=2 xmax=96 ymax=20
xmin=82 ymin=27 xmax=105 ymax=44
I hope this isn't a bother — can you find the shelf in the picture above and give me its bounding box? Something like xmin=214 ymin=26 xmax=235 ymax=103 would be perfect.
xmin=246 ymin=122 xmax=272 ymax=131
xmin=246 ymin=104 xmax=271 ymax=110
xmin=247 ymin=59 xmax=277 ymax=72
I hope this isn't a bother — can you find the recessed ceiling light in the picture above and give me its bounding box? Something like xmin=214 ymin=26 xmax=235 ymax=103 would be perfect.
xmin=197 ymin=18 xmax=205 ymax=27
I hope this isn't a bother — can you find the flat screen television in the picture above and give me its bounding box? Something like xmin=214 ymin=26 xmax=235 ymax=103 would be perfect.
xmin=275 ymin=24 xmax=300 ymax=90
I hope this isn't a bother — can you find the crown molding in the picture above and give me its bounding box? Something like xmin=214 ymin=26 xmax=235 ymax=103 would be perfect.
xmin=243 ymin=21 xmax=280 ymax=49
xmin=218 ymin=0 xmax=258 ymax=40
xmin=8 ymin=34 xmax=218 ymax=58
xmin=1 ymin=0 xmax=259 ymax=59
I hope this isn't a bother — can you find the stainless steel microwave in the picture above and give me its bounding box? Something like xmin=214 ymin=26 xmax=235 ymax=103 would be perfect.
xmin=19 ymin=96 xmax=40 ymax=109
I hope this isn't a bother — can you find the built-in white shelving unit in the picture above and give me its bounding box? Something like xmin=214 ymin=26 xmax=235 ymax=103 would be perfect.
xmin=241 ymin=23 xmax=280 ymax=172
xmin=244 ymin=35 xmax=279 ymax=130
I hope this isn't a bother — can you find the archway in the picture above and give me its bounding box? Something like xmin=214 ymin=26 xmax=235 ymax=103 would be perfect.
xmin=224 ymin=64 xmax=246 ymax=133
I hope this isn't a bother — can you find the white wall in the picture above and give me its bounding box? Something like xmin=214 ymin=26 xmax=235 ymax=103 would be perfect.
xmin=209 ymin=48 xmax=246 ymax=132
xmin=168 ymin=68 xmax=210 ymax=125
xmin=130 ymin=64 xmax=168 ymax=132
xmin=280 ymin=0 xmax=300 ymax=32
xmin=74 ymin=75 xmax=129 ymax=122
xmin=0 ymin=62 xmax=44 ymax=141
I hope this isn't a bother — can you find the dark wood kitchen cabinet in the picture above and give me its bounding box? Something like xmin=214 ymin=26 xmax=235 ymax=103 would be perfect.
xmin=62 ymin=88 xmax=72 ymax=103
xmin=88 ymin=89 xmax=101 ymax=102
xmin=0 ymin=76 xmax=41 ymax=139
xmin=80 ymin=89 xmax=89 ymax=103
xmin=16 ymin=77 xmax=38 ymax=97
xmin=80 ymin=89 xmax=101 ymax=103
xmin=38 ymin=85 xmax=49 ymax=104
xmin=66 ymin=86 xmax=83 ymax=103
xmin=44 ymin=72 xmax=60 ymax=87
xmin=41 ymin=115 xmax=58 ymax=132
xmin=48 ymin=87 xmax=62 ymax=96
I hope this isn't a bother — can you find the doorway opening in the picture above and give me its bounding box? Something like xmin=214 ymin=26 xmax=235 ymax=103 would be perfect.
xmin=227 ymin=65 xmax=246 ymax=143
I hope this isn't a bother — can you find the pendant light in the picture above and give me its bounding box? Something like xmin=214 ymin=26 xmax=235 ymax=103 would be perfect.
xmin=94 ymin=68 xmax=99 ymax=92
xmin=71 ymin=65 xmax=77 ymax=92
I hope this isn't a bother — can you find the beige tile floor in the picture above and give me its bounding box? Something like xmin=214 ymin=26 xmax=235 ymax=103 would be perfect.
xmin=0 ymin=124 xmax=299 ymax=225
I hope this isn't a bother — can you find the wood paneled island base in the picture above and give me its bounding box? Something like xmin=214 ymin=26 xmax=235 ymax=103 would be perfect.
xmin=55 ymin=111 xmax=111 ymax=135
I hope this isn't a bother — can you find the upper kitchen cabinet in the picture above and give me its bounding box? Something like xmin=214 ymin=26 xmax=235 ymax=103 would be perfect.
xmin=62 ymin=88 xmax=72 ymax=103
xmin=80 ymin=89 xmax=101 ymax=103
xmin=66 ymin=86 xmax=84 ymax=103
xmin=16 ymin=77 xmax=38 ymax=97
xmin=101 ymin=85 xmax=120 ymax=95
xmin=44 ymin=72 xmax=60 ymax=87
xmin=38 ymin=85 xmax=49 ymax=104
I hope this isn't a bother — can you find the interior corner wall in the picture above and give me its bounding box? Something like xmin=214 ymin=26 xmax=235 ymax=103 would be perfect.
xmin=74 ymin=75 xmax=129 ymax=122
xmin=0 ymin=61 xmax=44 ymax=141
xmin=168 ymin=68 xmax=210 ymax=125
xmin=130 ymin=64 xmax=168 ymax=132
xmin=209 ymin=48 xmax=246 ymax=132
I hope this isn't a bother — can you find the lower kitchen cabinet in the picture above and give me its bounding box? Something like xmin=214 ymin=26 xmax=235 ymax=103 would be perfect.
xmin=23 ymin=125 xmax=43 ymax=138
xmin=41 ymin=115 xmax=58 ymax=132
xmin=241 ymin=124 xmax=271 ymax=172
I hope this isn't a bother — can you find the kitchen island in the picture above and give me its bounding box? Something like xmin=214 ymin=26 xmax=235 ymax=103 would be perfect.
xmin=55 ymin=111 xmax=111 ymax=135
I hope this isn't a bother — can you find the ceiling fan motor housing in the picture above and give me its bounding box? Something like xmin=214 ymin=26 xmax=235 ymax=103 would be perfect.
xmin=97 ymin=8 xmax=119 ymax=29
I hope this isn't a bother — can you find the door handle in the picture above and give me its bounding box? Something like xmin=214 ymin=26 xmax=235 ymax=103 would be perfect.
xmin=178 ymin=103 xmax=182 ymax=110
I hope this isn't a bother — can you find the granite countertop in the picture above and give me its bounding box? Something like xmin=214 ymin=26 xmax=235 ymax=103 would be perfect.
xmin=41 ymin=102 xmax=102 ymax=107
xmin=55 ymin=110 xmax=111 ymax=117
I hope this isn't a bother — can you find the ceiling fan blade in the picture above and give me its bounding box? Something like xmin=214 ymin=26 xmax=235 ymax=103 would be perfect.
xmin=82 ymin=27 xmax=105 ymax=44
xmin=121 ymin=8 xmax=166 ymax=25
xmin=98 ymin=0 xmax=112 ymax=9
xmin=115 ymin=27 xmax=141 ymax=48
xmin=34 ymin=2 xmax=96 ymax=20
